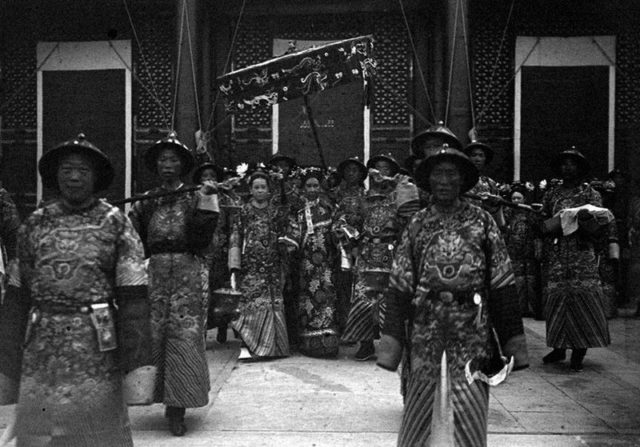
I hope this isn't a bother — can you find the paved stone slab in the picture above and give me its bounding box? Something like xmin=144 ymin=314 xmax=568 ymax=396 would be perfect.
xmin=489 ymin=434 xmax=640 ymax=447
xmin=512 ymin=409 xmax=616 ymax=434
xmin=2 ymin=317 xmax=640 ymax=446
xmin=487 ymin=398 xmax=525 ymax=433
xmin=133 ymin=430 xmax=399 ymax=446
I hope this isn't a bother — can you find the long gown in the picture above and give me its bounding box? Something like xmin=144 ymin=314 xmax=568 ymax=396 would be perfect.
xmin=384 ymin=202 xmax=528 ymax=447
xmin=329 ymin=182 xmax=365 ymax=332
xmin=541 ymin=184 xmax=610 ymax=349
xmin=129 ymin=185 xmax=218 ymax=408
xmin=230 ymin=201 xmax=290 ymax=358
xmin=0 ymin=199 xmax=149 ymax=447
xmin=336 ymin=187 xmax=403 ymax=343
xmin=281 ymin=198 xmax=339 ymax=357
xmin=504 ymin=207 xmax=542 ymax=317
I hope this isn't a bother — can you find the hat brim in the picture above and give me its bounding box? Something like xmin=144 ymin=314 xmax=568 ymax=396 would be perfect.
xmin=39 ymin=146 xmax=114 ymax=193
xmin=192 ymin=163 xmax=225 ymax=184
xmin=415 ymin=152 xmax=479 ymax=194
xmin=337 ymin=159 xmax=368 ymax=180
xmin=144 ymin=142 xmax=195 ymax=176
xmin=554 ymin=152 xmax=590 ymax=178
xmin=269 ymin=155 xmax=296 ymax=167
xmin=367 ymin=155 xmax=400 ymax=176
xmin=411 ymin=131 xmax=463 ymax=156
xmin=464 ymin=142 xmax=494 ymax=165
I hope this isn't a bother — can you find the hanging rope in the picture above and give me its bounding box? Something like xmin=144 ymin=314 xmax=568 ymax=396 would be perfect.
xmin=171 ymin=0 xmax=187 ymax=131
xmin=206 ymin=0 xmax=248 ymax=131
xmin=183 ymin=0 xmax=203 ymax=131
xmin=474 ymin=37 xmax=540 ymax=124
xmin=444 ymin=0 xmax=461 ymax=126
xmin=479 ymin=0 xmax=516 ymax=117
xmin=398 ymin=0 xmax=436 ymax=124
xmin=0 ymin=42 xmax=60 ymax=114
xmin=107 ymin=41 xmax=172 ymax=124
xmin=122 ymin=0 xmax=168 ymax=128
xmin=459 ymin=0 xmax=476 ymax=129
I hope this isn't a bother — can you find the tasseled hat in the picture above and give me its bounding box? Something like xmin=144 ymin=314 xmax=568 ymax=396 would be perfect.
xmin=367 ymin=153 xmax=401 ymax=176
xmin=411 ymin=121 xmax=463 ymax=157
xmin=337 ymin=157 xmax=368 ymax=181
xmin=554 ymin=146 xmax=590 ymax=178
xmin=39 ymin=133 xmax=114 ymax=192
xmin=269 ymin=153 xmax=296 ymax=169
xmin=144 ymin=131 xmax=195 ymax=175
xmin=464 ymin=140 xmax=494 ymax=165
xmin=414 ymin=144 xmax=479 ymax=194
xmin=192 ymin=162 xmax=225 ymax=184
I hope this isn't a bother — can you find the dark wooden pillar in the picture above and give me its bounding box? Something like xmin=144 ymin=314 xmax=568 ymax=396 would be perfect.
xmin=174 ymin=0 xmax=202 ymax=152
xmin=429 ymin=0 xmax=447 ymax=124
xmin=443 ymin=0 xmax=472 ymax=144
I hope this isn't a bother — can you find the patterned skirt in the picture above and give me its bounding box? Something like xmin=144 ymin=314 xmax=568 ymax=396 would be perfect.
xmin=545 ymin=278 xmax=610 ymax=349
xmin=149 ymin=253 xmax=210 ymax=408
xmin=398 ymin=369 xmax=489 ymax=447
xmin=341 ymin=269 xmax=388 ymax=343
xmin=232 ymin=273 xmax=290 ymax=359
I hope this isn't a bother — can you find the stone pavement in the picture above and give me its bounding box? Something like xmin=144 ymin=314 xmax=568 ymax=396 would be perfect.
xmin=1 ymin=312 xmax=640 ymax=446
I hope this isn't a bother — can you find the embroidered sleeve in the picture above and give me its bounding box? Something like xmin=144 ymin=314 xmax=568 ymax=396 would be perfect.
xmin=389 ymin=223 xmax=416 ymax=296
xmin=116 ymin=211 xmax=148 ymax=287
xmin=485 ymin=213 xmax=516 ymax=290
xmin=279 ymin=212 xmax=301 ymax=251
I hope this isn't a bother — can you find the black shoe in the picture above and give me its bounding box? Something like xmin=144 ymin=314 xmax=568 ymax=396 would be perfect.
xmin=166 ymin=406 xmax=187 ymax=436
xmin=169 ymin=417 xmax=187 ymax=436
xmin=354 ymin=341 xmax=375 ymax=361
xmin=570 ymin=349 xmax=586 ymax=372
xmin=216 ymin=326 xmax=228 ymax=344
xmin=543 ymin=348 xmax=566 ymax=364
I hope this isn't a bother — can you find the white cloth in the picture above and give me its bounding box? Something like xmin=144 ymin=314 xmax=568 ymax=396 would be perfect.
xmin=557 ymin=204 xmax=614 ymax=236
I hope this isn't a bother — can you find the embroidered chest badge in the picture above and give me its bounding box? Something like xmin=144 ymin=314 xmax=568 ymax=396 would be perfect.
xmin=427 ymin=231 xmax=467 ymax=280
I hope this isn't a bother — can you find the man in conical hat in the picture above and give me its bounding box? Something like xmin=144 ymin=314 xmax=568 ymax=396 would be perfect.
xmin=540 ymin=147 xmax=611 ymax=372
xmin=379 ymin=145 xmax=528 ymax=446
xmin=0 ymin=133 xmax=153 ymax=446
xmin=130 ymin=131 xmax=219 ymax=436
xmin=411 ymin=120 xmax=463 ymax=159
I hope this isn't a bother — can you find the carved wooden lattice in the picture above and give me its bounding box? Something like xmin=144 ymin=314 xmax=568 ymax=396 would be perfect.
xmin=1 ymin=7 xmax=37 ymax=129
xmin=133 ymin=8 xmax=174 ymax=130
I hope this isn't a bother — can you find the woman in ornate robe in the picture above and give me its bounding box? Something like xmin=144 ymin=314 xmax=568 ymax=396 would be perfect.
xmin=129 ymin=133 xmax=219 ymax=436
xmin=281 ymin=169 xmax=339 ymax=357
xmin=230 ymin=171 xmax=290 ymax=359
xmin=380 ymin=147 xmax=528 ymax=447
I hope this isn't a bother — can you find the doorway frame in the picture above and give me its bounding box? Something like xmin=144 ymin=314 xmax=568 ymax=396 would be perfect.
xmin=513 ymin=36 xmax=615 ymax=181
xmin=36 ymin=40 xmax=132 ymax=203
